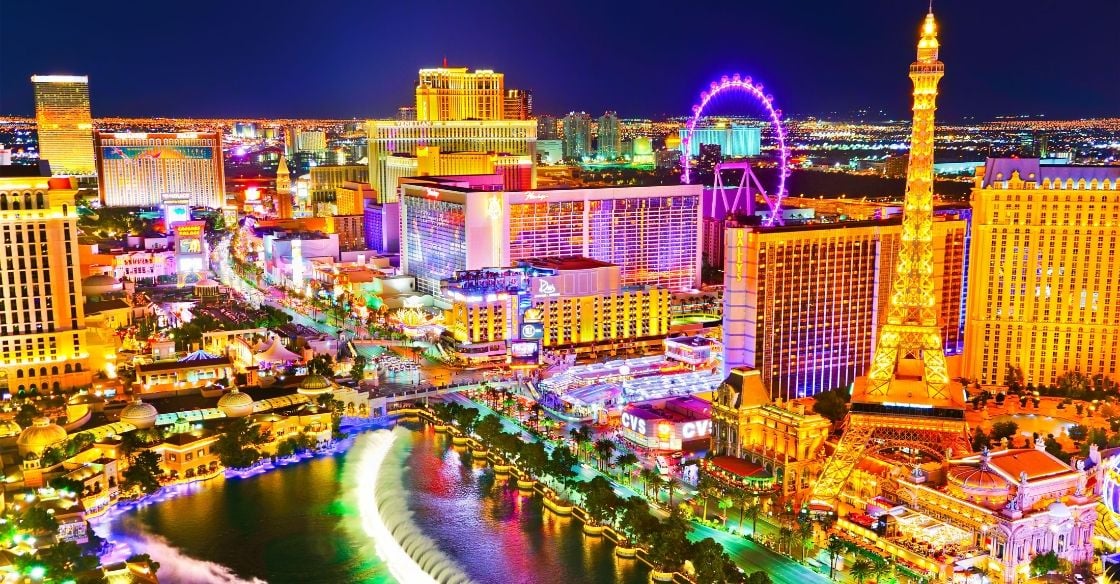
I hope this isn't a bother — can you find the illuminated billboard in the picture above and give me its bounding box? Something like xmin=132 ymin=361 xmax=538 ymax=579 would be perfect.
xmin=509 ymin=340 xmax=540 ymax=368
xmin=101 ymin=146 xmax=215 ymax=160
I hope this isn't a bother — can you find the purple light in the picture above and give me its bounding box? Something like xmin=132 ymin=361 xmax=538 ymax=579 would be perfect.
xmin=680 ymin=74 xmax=790 ymax=226
xmin=234 ymin=146 xmax=247 ymax=157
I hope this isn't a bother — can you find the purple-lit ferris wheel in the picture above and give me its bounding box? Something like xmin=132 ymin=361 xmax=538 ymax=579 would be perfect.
xmin=680 ymin=74 xmax=790 ymax=225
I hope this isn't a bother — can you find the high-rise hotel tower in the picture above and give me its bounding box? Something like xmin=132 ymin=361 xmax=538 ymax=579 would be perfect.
xmin=964 ymin=159 xmax=1120 ymax=387
xmin=0 ymin=168 xmax=91 ymax=393
xmin=31 ymin=75 xmax=96 ymax=176
xmin=368 ymin=66 xmax=537 ymax=202
xmin=95 ymin=132 xmax=226 ymax=208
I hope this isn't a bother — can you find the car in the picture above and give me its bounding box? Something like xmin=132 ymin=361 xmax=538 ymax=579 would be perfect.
xmin=1074 ymin=574 xmax=1085 ymax=583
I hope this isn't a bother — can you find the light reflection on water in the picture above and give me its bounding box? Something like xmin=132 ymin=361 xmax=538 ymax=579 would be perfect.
xmin=107 ymin=423 xmax=649 ymax=584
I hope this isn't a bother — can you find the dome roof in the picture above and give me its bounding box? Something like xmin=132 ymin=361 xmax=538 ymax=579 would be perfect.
xmin=81 ymin=274 xmax=123 ymax=296
xmin=17 ymin=417 xmax=67 ymax=457
xmin=217 ymin=389 xmax=254 ymax=418
xmin=195 ymin=277 xmax=219 ymax=287
xmin=298 ymin=374 xmax=335 ymax=396
xmin=0 ymin=420 xmax=21 ymax=438
xmin=947 ymin=464 xmax=1011 ymax=493
xmin=1048 ymin=501 xmax=1072 ymax=518
xmin=120 ymin=399 xmax=159 ymax=429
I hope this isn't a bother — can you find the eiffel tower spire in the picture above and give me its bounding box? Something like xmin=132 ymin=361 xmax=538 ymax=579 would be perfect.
xmin=807 ymin=10 xmax=970 ymax=512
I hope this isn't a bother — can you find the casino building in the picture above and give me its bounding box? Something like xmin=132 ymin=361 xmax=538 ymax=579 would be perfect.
xmin=963 ymin=158 xmax=1120 ymax=387
xmin=400 ymin=174 xmax=703 ymax=295
xmin=442 ymin=257 xmax=671 ymax=363
xmin=95 ymin=132 xmax=225 ymax=208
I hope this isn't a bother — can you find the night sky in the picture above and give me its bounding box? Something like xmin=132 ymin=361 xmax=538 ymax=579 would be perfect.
xmin=1 ymin=0 xmax=1116 ymax=120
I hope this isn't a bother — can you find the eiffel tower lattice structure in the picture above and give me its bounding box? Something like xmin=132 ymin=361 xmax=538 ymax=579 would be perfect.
xmin=807 ymin=10 xmax=971 ymax=513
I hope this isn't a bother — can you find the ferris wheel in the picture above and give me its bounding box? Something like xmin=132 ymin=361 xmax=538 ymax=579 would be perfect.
xmin=679 ymin=74 xmax=790 ymax=226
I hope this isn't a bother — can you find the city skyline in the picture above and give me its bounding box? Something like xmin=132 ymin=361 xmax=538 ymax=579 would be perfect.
xmin=1 ymin=0 xmax=1117 ymax=121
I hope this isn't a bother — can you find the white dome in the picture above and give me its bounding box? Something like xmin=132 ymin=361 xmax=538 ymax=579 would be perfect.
xmin=1048 ymin=501 xmax=1072 ymax=518
xmin=17 ymin=418 xmax=67 ymax=457
xmin=120 ymin=399 xmax=159 ymax=429
xmin=81 ymin=274 xmax=123 ymax=296
xmin=217 ymin=389 xmax=254 ymax=418
xmin=297 ymin=374 xmax=335 ymax=396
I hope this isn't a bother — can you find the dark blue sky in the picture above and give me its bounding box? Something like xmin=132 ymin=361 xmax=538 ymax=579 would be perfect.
xmin=1 ymin=0 xmax=1117 ymax=120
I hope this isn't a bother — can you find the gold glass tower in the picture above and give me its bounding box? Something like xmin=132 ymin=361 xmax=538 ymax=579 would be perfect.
xmin=415 ymin=67 xmax=505 ymax=122
xmin=31 ymin=75 xmax=95 ymax=176
xmin=809 ymin=11 xmax=970 ymax=510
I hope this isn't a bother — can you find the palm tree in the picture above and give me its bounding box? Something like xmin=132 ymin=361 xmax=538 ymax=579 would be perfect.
xmin=665 ymin=476 xmax=680 ymax=508
xmin=593 ymin=438 xmax=616 ymax=472
xmin=743 ymin=495 xmax=763 ymax=536
xmin=638 ymin=468 xmax=656 ymax=497
xmin=696 ymin=475 xmax=718 ymax=521
xmin=615 ymin=452 xmax=639 ymax=484
xmin=778 ymin=526 xmax=795 ymax=555
xmin=797 ymin=519 xmax=815 ymax=561
xmin=826 ymin=538 xmax=846 ymax=581
xmin=717 ymin=495 xmax=734 ymax=528
xmin=648 ymin=473 xmax=666 ymax=503
xmin=569 ymin=425 xmax=592 ymax=462
xmin=871 ymin=557 xmax=890 ymax=584
xmin=849 ymin=558 xmax=874 ymax=584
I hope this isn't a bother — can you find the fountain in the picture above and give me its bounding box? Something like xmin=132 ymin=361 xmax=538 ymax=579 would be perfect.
xmin=350 ymin=428 xmax=473 ymax=584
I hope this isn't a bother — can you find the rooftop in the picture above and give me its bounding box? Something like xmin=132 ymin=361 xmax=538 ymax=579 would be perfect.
xmin=986 ymin=448 xmax=1075 ymax=482
xmin=521 ymin=256 xmax=615 ymax=271
xmin=981 ymin=158 xmax=1120 ymax=188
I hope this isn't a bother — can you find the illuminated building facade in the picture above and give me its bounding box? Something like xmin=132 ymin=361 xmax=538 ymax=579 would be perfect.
xmin=537 ymin=115 xmax=559 ymax=140
xmin=327 ymin=215 xmax=366 ymax=252
xmin=309 ymin=164 xmax=368 ymax=210
xmin=443 ymin=257 xmax=671 ymax=362
xmin=31 ymin=75 xmax=95 ymax=176
xmin=399 ymin=175 xmax=703 ymax=294
xmin=597 ymin=112 xmax=621 ymax=159
xmin=334 ymin=181 xmax=375 ymax=216
xmin=416 ymin=67 xmax=504 ymax=121
xmin=0 ymin=171 xmax=91 ymax=392
xmin=363 ymin=201 xmax=399 ymax=254
xmin=723 ymin=211 xmax=969 ymax=400
xmin=562 ymin=112 xmax=592 ymax=160
xmin=680 ymin=124 xmax=761 ymax=158
xmin=366 ymin=119 xmax=537 ymax=201
xmin=95 ymin=132 xmax=225 ymax=208
xmin=296 ymin=130 xmax=327 ymax=153
xmin=708 ymin=368 xmax=831 ymax=498
xmin=963 ymin=158 xmax=1120 ymax=386
xmin=503 ymin=89 xmax=532 ymax=120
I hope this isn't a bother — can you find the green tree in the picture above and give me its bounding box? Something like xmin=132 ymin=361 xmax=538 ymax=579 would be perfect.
xmin=717 ymin=495 xmax=735 ymax=528
xmin=453 ymin=407 xmax=481 ymax=435
xmin=214 ymin=418 xmax=265 ymax=469
xmin=1004 ymin=363 xmax=1025 ymax=392
xmin=850 ymin=558 xmax=875 ymax=583
xmin=615 ymin=452 xmax=639 ymax=484
xmin=350 ymin=355 xmax=368 ymax=383
xmin=991 ymin=420 xmax=1019 ymax=441
xmin=1031 ymin=551 xmax=1060 ymax=575
xmin=18 ymin=506 xmax=59 ymax=534
xmin=1068 ymin=423 xmax=1089 ymax=442
xmin=827 ymin=538 xmax=846 ymax=581
xmin=812 ymin=387 xmax=850 ymax=422
xmin=691 ymin=538 xmax=733 ymax=584
xmin=592 ymin=438 xmax=616 ymax=471
xmin=123 ymin=450 xmax=163 ymax=494
xmin=569 ymin=425 xmax=593 ymax=461
xmin=646 ymin=511 xmax=691 ymax=573
xmin=746 ymin=572 xmax=773 ymax=584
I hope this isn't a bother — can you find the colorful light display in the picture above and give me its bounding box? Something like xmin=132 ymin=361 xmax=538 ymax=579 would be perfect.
xmin=680 ymin=74 xmax=789 ymax=225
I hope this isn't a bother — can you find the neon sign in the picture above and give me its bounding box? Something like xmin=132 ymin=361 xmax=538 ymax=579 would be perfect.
xmin=537 ymin=279 xmax=557 ymax=295
xmin=621 ymin=412 xmax=647 ymax=435
xmin=680 ymin=420 xmax=711 ymax=440
xmin=525 ymin=193 xmax=548 ymax=201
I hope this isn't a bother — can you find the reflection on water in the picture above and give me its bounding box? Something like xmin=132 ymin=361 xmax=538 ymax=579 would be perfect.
xmin=106 ymin=423 xmax=649 ymax=584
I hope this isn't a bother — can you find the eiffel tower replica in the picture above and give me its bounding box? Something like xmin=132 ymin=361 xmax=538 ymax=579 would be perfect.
xmin=808 ymin=9 xmax=970 ymax=512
